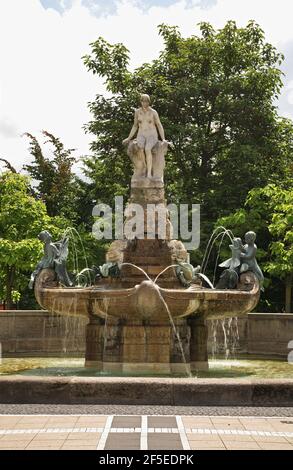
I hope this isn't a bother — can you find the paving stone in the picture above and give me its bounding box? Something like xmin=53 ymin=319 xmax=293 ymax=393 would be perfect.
xmin=220 ymin=435 xmax=255 ymax=442
xmin=0 ymin=440 xmax=32 ymax=448
xmin=61 ymin=445 xmax=97 ymax=450
xmin=253 ymin=436 xmax=289 ymax=443
xmin=258 ymin=442 xmax=293 ymax=450
xmin=104 ymin=433 xmax=140 ymax=450
xmin=61 ymin=439 xmax=100 ymax=446
xmin=67 ymin=432 xmax=101 ymax=440
xmin=112 ymin=416 xmax=141 ymax=428
xmin=182 ymin=417 xmax=213 ymax=426
xmin=31 ymin=433 xmax=69 ymax=441
xmin=1 ymin=434 xmax=36 ymax=441
xmin=1 ymin=412 xmax=293 ymax=451
xmin=186 ymin=434 xmax=224 ymax=442
xmin=26 ymin=440 xmax=65 ymax=450
xmin=189 ymin=442 xmax=226 ymax=450
xmin=148 ymin=416 xmax=177 ymax=428
xmin=224 ymin=441 xmax=261 ymax=450
xmin=148 ymin=432 xmax=182 ymax=450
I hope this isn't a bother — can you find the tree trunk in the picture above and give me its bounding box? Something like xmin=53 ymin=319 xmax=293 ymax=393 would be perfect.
xmin=5 ymin=265 xmax=15 ymax=310
xmin=285 ymin=274 xmax=292 ymax=313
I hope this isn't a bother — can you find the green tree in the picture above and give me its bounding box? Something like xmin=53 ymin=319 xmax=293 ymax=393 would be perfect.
xmin=0 ymin=172 xmax=68 ymax=309
xmin=23 ymin=131 xmax=77 ymax=221
xmin=218 ymin=184 xmax=293 ymax=313
xmin=82 ymin=20 xmax=291 ymax=222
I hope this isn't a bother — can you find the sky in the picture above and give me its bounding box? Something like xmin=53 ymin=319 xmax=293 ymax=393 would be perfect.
xmin=1 ymin=0 xmax=293 ymax=173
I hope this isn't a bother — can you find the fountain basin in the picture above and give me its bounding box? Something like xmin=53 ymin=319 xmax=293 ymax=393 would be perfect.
xmin=33 ymin=268 xmax=260 ymax=375
xmin=35 ymin=269 xmax=260 ymax=322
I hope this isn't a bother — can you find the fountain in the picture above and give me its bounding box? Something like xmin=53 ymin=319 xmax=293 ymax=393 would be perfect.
xmin=32 ymin=95 xmax=261 ymax=376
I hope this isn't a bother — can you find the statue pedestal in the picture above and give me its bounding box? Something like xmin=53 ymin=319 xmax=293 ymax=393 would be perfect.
xmin=131 ymin=177 xmax=163 ymax=189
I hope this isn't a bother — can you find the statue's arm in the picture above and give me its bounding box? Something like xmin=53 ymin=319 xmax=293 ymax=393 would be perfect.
xmin=154 ymin=110 xmax=165 ymax=141
xmin=241 ymin=245 xmax=256 ymax=260
xmin=50 ymin=244 xmax=60 ymax=261
xmin=124 ymin=110 xmax=138 ymax=143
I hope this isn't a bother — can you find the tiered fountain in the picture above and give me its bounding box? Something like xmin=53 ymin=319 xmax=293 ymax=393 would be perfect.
xmin=32 ymin=95 xmax=260 ymax=375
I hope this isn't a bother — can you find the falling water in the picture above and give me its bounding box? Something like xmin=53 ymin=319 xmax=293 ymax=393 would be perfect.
xmin=63 ymin=227 xmax=91 ymax=285
xmin=212 ymin=231 xmax=227 ymax=286
xmin=201 ymin=226 xmax=234 ymax=275
xmin=156 ymin=288 xmax=191 ymax=377
xmin=155 ymin=264 xmax=214 ymax=289
xmin=196 ymin=273 xmax=214 ymax=289
xmin=154 ymin=265 xmax=181 ymax=284
xmin=102 ymin=297 xmax=110 ymax=364
xmin=211 ymin=319 xmax=219 ymax=359
xmin=211 ymin=317 xmax=240 ymax=360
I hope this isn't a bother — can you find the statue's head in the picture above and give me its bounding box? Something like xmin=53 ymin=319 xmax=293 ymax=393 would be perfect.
xmin=38 ymin=230 xmax=52 ymax=243
xmin=140 ymin=93 xmax=151 ymax=108
xmin=233 ymin=237 xmax=242 ymax=248
xmin=245 ymin=231 xmax=256 ymax=243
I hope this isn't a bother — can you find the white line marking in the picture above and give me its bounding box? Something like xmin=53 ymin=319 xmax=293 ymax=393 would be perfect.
xmin=141 ymin=416 xmax=148 ymax=450
xmin=0 ymin=427 xmax=104 ymax=436
xmin=1 ymin=424 xmax=293 ymax=440
xmin=96 ymin=415 xmax=113 ymax=451
xmin=176 ymin=416 xmax=190 ymax=450
xmin=188 ymin=428 xmax=293 ymax=438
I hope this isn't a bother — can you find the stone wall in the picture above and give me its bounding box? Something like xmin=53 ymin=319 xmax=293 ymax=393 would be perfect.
xmin=0 ymin=310 xmax=293 ymax=358
xmin=0 ymin=311 xmax=87 ymax=357
xmin=207 ymin=313 xmax=293 ymax=358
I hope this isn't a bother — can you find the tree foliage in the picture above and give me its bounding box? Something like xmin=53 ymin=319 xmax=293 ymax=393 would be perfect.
xmin=83 ymin=21 xmax=291 ymax=217
xmin=0 ymin=172 xmax=68 ymax=308
xmin=23 ymin=131 xmax=77 ymax=220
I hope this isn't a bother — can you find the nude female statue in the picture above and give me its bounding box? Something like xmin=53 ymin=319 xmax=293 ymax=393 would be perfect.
xmin=123 ymin=94 xmax=165 ymax=178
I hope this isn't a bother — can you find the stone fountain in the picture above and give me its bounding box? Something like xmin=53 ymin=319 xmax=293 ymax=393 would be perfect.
xmin=32 ymin=95 xmax=261 ymax=375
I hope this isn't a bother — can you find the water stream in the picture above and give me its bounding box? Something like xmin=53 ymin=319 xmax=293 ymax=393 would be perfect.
xmin=211 ymin=318 xmax=240 ymax=360
xmin=201 ymin=226 xmax=234 ymax=275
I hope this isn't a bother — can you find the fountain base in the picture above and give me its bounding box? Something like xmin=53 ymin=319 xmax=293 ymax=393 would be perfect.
xmin=84 ymin=361 xmax=190 ymax=374
xmin=84 ymin=317 xmax=206 ymax=374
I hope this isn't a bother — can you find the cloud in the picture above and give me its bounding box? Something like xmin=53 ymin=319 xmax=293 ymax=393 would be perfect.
xmin=0 ymin=0 xmax=293 ymax=173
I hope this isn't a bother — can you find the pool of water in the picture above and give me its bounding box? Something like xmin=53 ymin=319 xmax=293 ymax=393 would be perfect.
xmin=0 ymin=357 xmax=292 ymax=378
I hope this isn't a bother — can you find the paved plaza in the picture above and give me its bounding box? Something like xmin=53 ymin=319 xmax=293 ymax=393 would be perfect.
xmin=0 ymin=411 xmax=293 ymax=450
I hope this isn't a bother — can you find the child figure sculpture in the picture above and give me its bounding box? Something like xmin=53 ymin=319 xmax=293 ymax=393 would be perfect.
xmin=29 ymin=231 xmax=73 ymax=288
xmin=240 ymin=231 xmax=264 ymax=284
xmin=217 ymin=231 xmax=264 ymax=289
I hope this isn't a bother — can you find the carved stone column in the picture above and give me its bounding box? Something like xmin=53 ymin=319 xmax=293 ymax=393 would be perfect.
xmin=188 ymin=314 xmax=209 ymax=372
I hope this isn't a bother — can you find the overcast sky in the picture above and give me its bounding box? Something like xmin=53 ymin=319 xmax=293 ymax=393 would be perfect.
xmin=1 ymin=0 xmax=293 ymax=172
